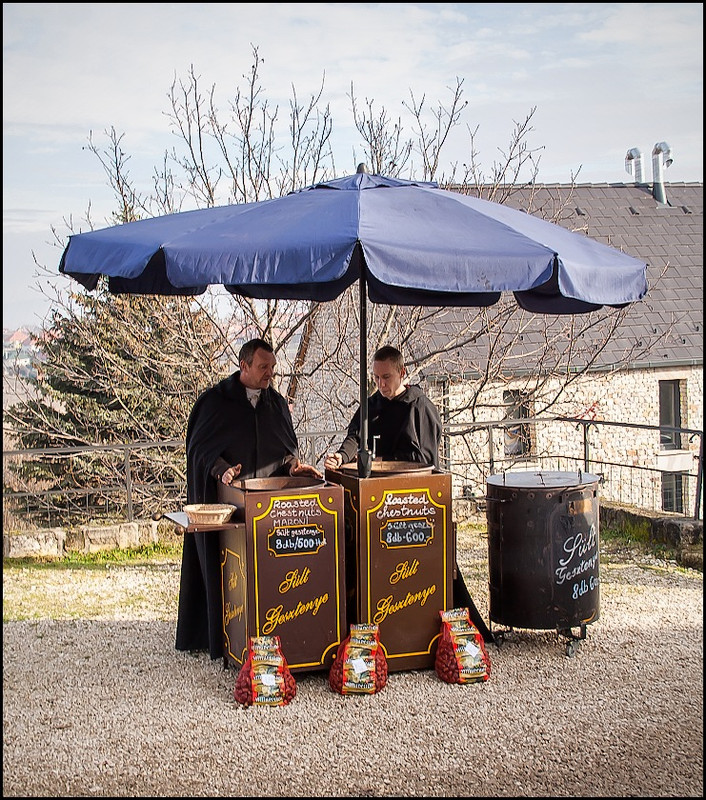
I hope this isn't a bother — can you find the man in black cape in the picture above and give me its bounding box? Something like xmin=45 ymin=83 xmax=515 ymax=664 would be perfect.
xmin=176 ymin=338 xmax=322 ymax=659
xmin=324 ymin=345 xmax=492 ymax=642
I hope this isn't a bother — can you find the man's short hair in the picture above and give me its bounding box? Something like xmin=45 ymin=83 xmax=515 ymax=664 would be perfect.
xmin=373 ymin=345 xmax=404 ymax=371
xmin=239 ymin=338 xmax=274 ymax=366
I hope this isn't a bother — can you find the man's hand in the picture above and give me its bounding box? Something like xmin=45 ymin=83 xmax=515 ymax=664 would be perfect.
xmin=221 ymin=464 xmax=243 ymax=485
xmin=324 ymin=452 xmax=343 ymax=470
xmin=289 ymin=459 xmax=323 ymax=480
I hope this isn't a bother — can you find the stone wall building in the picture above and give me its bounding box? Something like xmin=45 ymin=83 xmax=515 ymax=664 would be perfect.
xmin=426 ymin=175 xmax=703 ymax=518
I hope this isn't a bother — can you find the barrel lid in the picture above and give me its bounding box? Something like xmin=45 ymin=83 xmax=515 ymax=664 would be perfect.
xmin=486 ymin=470 xmax=600 ymax=489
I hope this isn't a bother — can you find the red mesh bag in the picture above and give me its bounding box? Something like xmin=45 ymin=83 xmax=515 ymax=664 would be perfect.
xmin=328 ymin=623 xmax=388 ymax=695
xmin=435 ymin=607 xmax=491 ymax=684
xmin=233 ymin=635 xmax=297 ymax=707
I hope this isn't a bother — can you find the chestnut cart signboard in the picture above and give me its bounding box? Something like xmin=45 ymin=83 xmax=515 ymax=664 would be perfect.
xmin=218 ymin=523 xmax=249 ymax=668
xmin=218 ymin=477 xmax=346 ymax=673
xmin=326 ymin=462 xmax=454 ymax=671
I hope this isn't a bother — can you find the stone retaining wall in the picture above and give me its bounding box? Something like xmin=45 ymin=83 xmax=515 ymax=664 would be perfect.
xmin=3 ymin=520 xmax=160 ymax=559
xmin=3 ymin=506 xmax=702 ymax=569
xmin=599 ymin=502 xmax=703 ymax=569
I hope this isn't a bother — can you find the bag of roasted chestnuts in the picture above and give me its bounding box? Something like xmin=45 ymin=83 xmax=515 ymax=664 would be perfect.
xmin=435 ymin=607 xmax=491 ymax=684
xmin=328 ymin=623 xmax=388 ymax=695
xmin=233 ymin=634 xmax=297 ymax=707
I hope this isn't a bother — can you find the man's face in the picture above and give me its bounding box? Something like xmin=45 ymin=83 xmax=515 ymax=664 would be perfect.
xmin=373 ymin=358 xmax=406 ymax=399
xmin=240 ymin=348 xmax=276 ymax=390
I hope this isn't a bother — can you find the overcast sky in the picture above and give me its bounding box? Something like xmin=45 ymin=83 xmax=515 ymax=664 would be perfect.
xmin=3 ymin=2 xmax=703 ymax=330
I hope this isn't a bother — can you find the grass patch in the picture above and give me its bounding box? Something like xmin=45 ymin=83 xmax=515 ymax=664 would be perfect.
xmin=600 ymin=521 xmax=651 ymax=547
xmin=3 ymin=541 xmax=183 ymax=570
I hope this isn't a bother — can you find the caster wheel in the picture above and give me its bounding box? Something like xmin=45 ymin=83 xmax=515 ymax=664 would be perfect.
xmin=566 ymin=640 xmax=578 ymax=658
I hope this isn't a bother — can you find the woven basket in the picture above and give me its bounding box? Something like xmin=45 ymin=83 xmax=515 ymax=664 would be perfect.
xmin=183 ymin=503 xmax=236 ymax=525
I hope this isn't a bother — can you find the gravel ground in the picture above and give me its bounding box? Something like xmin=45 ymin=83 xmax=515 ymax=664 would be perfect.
xmin=3 ymin=528 xmax=703 ymax=798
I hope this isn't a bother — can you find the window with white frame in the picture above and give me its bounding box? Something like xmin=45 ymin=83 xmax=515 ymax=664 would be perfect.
xmin=659 ymin=380 xmax=682 ymax=450
xmin=659 ymin=379 xmax=686 ymax=513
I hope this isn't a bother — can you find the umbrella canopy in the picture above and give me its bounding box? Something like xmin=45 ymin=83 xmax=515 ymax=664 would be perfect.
xmin=59 ymin=170 xmax=648 ymax=475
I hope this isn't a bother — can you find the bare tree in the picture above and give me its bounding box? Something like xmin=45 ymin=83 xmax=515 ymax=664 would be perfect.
xmin=403 ymin=77 xmax=468 ymax=182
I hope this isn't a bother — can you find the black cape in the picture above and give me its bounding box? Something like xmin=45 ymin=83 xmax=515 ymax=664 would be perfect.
xmin=175 ymin=372 xmax=300 ymax=658
xmin=336 ymin=384 xmax=492 ymax=642
xmin=336 ymin=385 xmax=442 ymax=466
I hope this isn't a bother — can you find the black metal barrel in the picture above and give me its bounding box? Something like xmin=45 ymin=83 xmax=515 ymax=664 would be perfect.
xmin=486 ymin=471 xmax=601 ymax=631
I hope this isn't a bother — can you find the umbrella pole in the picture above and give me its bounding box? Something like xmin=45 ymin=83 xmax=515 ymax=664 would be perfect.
xmin=357 ymin=272 xmax=372 ymax=478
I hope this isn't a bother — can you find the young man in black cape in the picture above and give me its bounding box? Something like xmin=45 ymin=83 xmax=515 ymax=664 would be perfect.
xmin=176 ymin=338 xmax=322 ymax=659
xmin=324 ymin=345 xmax=492 ymax=642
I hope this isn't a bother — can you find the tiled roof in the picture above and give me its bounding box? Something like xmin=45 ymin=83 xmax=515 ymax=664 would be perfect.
xmin=8 ymin=328 xmax=32 ymax=345
xmin=464 ymin=182 xmax=703 ymax=369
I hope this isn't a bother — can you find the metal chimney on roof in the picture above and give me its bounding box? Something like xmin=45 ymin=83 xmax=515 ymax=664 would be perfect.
xmin=651 ymin=141 xmax=673 ymax=205
xmin=625 ymin=148 xmax=644 ymax=183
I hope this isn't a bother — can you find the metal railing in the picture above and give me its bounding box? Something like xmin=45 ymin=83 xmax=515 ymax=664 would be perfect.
xmin=438 ymin=417 xmax=702 ymax=522
xmin=3 ymin=418 xmax=702 ymax=529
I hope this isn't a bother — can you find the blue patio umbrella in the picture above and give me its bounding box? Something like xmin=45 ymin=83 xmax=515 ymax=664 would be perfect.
xmin=59 ymin=168 xmax=648 ymax=476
